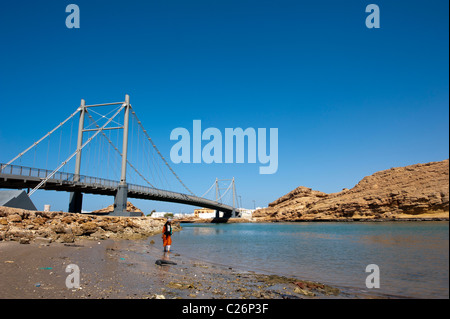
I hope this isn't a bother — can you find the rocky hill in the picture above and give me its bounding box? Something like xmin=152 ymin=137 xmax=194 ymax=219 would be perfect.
xmin=253 ymin=159 xmax=449 ymax=221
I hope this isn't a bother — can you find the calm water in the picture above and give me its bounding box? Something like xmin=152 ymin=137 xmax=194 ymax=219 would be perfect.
xmin=168 ymin=222 xmax=449 ymax=298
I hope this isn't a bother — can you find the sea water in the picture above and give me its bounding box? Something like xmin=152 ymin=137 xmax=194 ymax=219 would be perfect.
xmin=168 ymin=222 xmax=448 ymax=298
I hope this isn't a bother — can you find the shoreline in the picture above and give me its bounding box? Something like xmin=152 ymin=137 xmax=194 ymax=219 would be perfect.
xmin=178 ymin=215 xmax=449 ymax=224
xmin=0 ymin=236 xmax=379 ymax=299
xmin=2 ymin=221 xmax=447 ymax=299
xmin=1 ymin=206 xmax=447 ymax=299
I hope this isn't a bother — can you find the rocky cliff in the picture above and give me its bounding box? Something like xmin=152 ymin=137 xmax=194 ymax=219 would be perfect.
xmin=253 ymin=159 xmax=449 ymax=221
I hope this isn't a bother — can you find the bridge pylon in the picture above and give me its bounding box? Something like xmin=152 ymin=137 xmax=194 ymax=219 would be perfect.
xmin=68 ymin=94 xmax=132 ymax=216
xmin=68 ymin=98 xmax=86 ymax=214
xmin=214 ymin=177 xmax=239 ymax=218
xmin=111 ymin=94 xmax=131 ymax=216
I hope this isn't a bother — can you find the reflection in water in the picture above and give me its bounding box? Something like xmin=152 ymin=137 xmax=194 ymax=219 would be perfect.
xmin=156 ymin=251 xmax=173 ymax=278
xmin=294 ymin=231 xmax=447 ymax=250
xmin=192 ymin=227 xmax=225 ymax=236
xmin=171 ymin=222 xmax=449 ymax=298
xmin=162 ymin=251 xmax=171 ymax=261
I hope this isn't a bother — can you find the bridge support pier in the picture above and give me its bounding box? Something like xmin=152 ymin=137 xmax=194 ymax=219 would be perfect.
xmin=68 ymin=191 xmax=83 ymax=213
xmin=112 ymin=184 xmax=128 ymax=216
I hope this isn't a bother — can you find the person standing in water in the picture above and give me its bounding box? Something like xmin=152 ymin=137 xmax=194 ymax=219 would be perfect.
xmin=162 ymin=219 xmax=173 ymax=252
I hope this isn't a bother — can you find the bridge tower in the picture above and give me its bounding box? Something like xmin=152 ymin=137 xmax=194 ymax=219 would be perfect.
xmin=112 ymin=94 xmax=131 ymax=216
xmin=68 ymin=99 xmax=86 ymax=214
xmin=68 ymin=94 xmax=131 ymax=216
xmin=214 ymin=177 xmax=239 ymax=218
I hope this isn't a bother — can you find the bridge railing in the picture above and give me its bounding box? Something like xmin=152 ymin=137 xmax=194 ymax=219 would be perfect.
xmin=128 ymin=183 xmax=223 ymax=205
xmin=1 ymin=163 xmax=233 ymax=210
xmin=128 ymin=183 xmax=193 ymax=201
xmin=77 ymin=175 xmax=119 ymax=188
xmin=1 ymin=163 xmax=73 ymax=181
xmin=0 ymin=163 xmax=120 ymax=189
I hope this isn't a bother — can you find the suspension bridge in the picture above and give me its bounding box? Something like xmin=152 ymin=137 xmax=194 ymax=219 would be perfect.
xmin=0 ymin=95 xmax=241 ymax=217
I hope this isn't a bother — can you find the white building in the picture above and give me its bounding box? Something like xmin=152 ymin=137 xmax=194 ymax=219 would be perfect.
xmin=194 ymin=208 xmax=222 ymax=219
xmin=150 ymin=212 xmax=171 ymax=218
xmin=237 ymin=207 xmax=264 ymax=219
xmin=173 ymin=213 xmax=192 ymax=219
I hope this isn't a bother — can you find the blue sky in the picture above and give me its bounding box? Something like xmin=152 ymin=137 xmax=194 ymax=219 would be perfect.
xmin=0 ymin=0 xmax=448 ymax=213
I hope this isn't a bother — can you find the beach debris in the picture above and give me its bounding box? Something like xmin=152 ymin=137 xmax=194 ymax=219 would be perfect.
xmin=19 ymin=238 xmax=30 ymax=244
xmin=293 ymin=287 xmax=315 ymax=296
xmin=58 ymin=234 xmax=75 ymax=243
xmin=39 ymin=267 xmax=53 ymax=270
xmin=35 ymin=237 xmax=52 ymax=245
xmin=292 ymin=281 xmax=339 ymax=296
xmin=166 ymin=281 xmax=195 ymax=290
xmin=120 ymin=258 xmax=125 ymax=261
xmin=293 ymin=281 xmax=325 ymax=290
xmin=35 ymin=283 xmax=41 ymax=287
xmin=64 ymin=243 xmax=84 ymax=247
xmin=155 ymin=259 xmax=177 ymax=266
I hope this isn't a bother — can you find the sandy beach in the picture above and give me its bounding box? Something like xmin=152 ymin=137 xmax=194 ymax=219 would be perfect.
xmin=0 ymin=237 xmax=350 ymax=299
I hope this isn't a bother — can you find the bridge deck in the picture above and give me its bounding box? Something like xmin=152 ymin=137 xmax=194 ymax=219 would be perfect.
xmin=0 ymin=164 xmax=235 ymax=214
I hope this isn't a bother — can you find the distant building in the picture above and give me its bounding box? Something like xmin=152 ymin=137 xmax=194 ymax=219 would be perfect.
xmin=237 ymin=208 xmax=253 ymax=219
xmin=173 ymin=213 xmax=192 ymax=219
xmin=194 ymin=208 xmax=223 ymax=219
xmin=150 ymin=212 xmax=171 ymax=218
xmin=236 ymin=207 xmax=264 ymax=219
xmin=192 ymin=207 xmax=263 ymax=219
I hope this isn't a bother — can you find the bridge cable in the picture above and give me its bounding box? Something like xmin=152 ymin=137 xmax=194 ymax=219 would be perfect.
xmin=200 ymin=181 xmax=216 ymax=198
xmin=84 ymin=110 xmax=157 ymax=188
xmin=28 ymin=105 xmax=125 ymax=197
xmin=1 ymin=108 xmax=80 ymax=170
xmin=64 ymin=116 xmax=75 ymax=174
xmin=130 ymin=107 xmax=195 ymax=196
xmin=216 ymin=181 xmax=233 ymax=202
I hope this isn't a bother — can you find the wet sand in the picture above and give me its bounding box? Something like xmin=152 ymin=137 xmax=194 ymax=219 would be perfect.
xmin=0 ymin=238 xmax=366 ymax=299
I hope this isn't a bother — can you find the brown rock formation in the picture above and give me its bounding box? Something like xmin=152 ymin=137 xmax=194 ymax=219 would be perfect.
xmin=90 ymin=202 xmax=144 ymax=216
xmin=253 ymin=159 xmax=449 ymax=221
xmin=252 ymin=187 xmax=328 ymax=220
xmin=0 ymin=205 xmax=174 ymax=243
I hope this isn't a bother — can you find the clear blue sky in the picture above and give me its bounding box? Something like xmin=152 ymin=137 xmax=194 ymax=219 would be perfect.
xmin=0 ymin=0 xmax=448 ymax=213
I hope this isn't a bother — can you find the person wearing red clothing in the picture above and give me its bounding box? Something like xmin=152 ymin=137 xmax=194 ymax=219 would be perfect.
xmin=162 ymin=219 xmax=173 ymax=252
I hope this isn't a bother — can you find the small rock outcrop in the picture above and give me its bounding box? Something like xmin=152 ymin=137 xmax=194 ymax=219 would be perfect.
xmin=90 ymin=202 xmax=144 ymax=215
